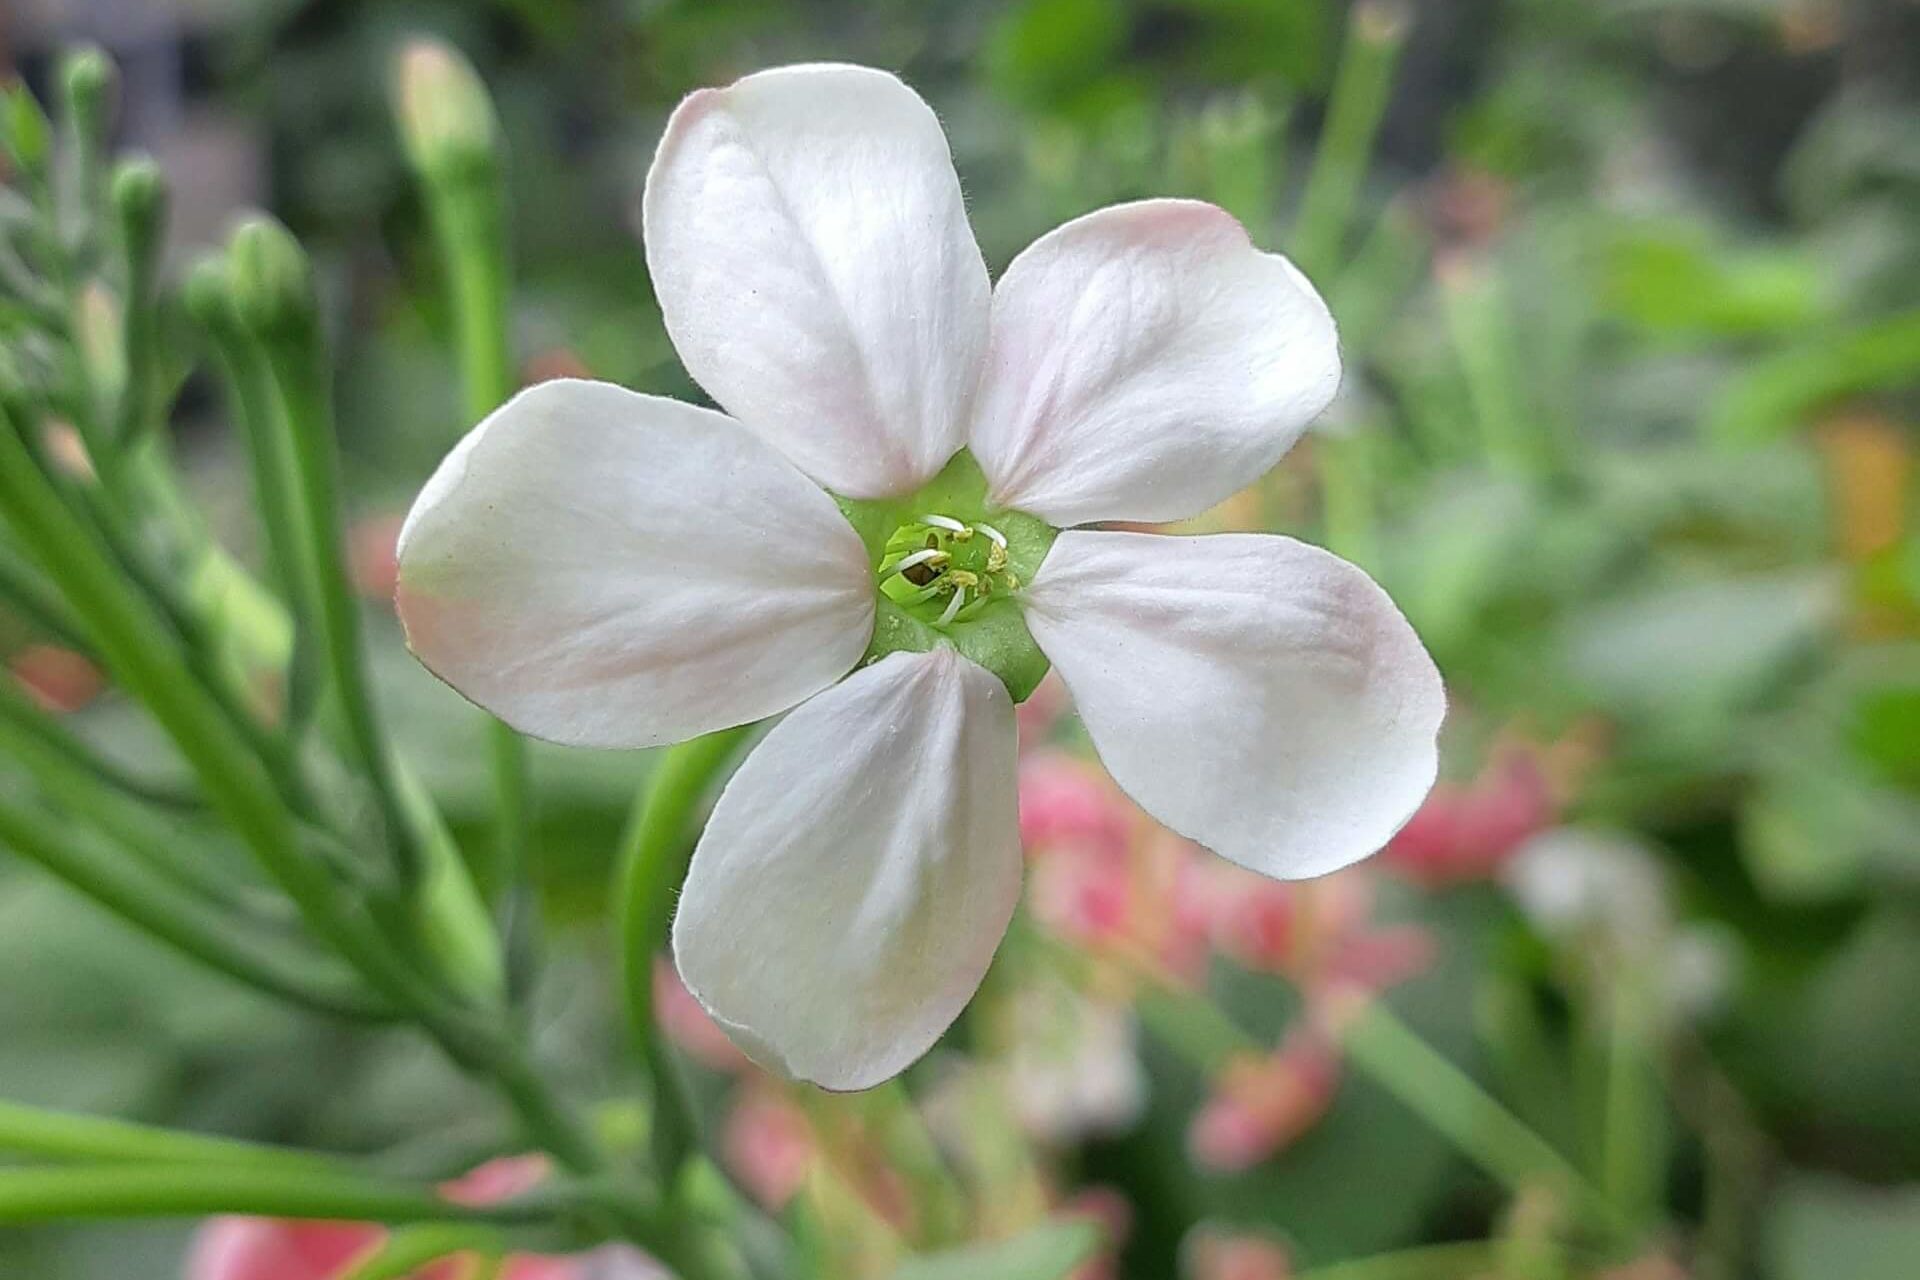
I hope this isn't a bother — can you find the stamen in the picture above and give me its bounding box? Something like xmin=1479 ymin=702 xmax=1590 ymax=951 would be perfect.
xmin=885 ymin=547 xmax=948 ymax=579
xmin=935 ymin=584 xmax=968 ymax=627
xmin=973 ymin=522 xmax=1008 ymax=548
xmin=919 ymin=514 xmax=966 ymax=534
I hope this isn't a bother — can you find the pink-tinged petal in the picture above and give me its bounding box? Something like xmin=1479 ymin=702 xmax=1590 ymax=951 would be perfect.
xmin=970 ymin=200 xmax=1339 ymax=526
xmin=673 ymin=649 xmax=1022 ymax=1090
xmin=1187 ymin=1032 xmax=1341 ymax=1172
xmin=643 ymin=64 xmax=990 ymax=498
xmin=185 ymin=1219 xmax=380 ymax=1280
xmin=723 ymin=1089 xmax=818 ymax=1211
xmin=1023 ymin=531 xmax=1444 ymax=880
xmin=396 ymin=379 xmax=874 ymax=749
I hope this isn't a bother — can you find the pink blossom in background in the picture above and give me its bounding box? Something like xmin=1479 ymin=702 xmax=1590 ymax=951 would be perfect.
xmin=1187 ymin=1030 xmax=1342 ymax=1172
xmin=1060 ymin=1185 xmax=1133 ymax=1280
xmin=1182 ymin=1228 xmax=1295 ymax=1280
xmin=1200 ymin=868 xmax=1435 ymax=1002
xmin=1015 ymin=671 xmax=1070 ymax=747
xmin=346 ymin=512 xmax=407 ymax=603
xmin=185 ymin=1157 xmax=658 ymax=1280
xmin=1382 ymin=744 xmax=1557 ymax=887
xmin=722 ymin=1087 xmax=817 ymax=1212
xmin=10 ymin=644 xmax=103 ymax=713
xmin=1018 ymin=750 xmax=1212 ymax=984
xmin=654 ymin=958 xmax=752 ymax=1073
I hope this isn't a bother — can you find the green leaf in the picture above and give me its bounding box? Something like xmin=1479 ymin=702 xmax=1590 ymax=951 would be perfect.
xmin=889 ymin=1221 xmax=1101 ymax=1280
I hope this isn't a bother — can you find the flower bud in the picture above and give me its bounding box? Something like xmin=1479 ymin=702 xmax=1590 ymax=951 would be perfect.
xmin=181 ymin=256 xmax=236 ymax=334
xmin=111 ymin=155 xmax=169 ymax=276
xmin=58 ymin=46 xmax=117 ymax=147
xmin=226 ymin=216 xmax=317 ymax=340
xmin=392 ymin=38 xmax=500 ymax=185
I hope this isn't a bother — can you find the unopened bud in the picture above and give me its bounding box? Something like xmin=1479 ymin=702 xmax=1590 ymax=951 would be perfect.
xmin=392 ymin=39 xmax=500 ymax=184
xmin=58 ymin=46 xmax=117 ymax=147
xmin=227 ymin=216 xmax=317 ymax=339
xmin=111 ymin=156 xmax=169 ymax=277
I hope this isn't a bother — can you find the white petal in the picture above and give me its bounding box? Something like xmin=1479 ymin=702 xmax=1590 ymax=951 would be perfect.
xmin=673 ymin=648 xmax=1021 ymax=1091
xmin=396 ymin=379 xmax=873 ymax=749
xmin=1022 ymin=531 xmax=1444 ymax=879
xmin=970 ymin=200 xmax=1340 ymax=526
xmin=642 ymin=63 xmax=991 ymax=499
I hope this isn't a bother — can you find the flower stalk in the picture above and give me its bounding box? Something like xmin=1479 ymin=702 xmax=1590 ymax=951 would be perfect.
xmin=1293 ymin=0 xmax=1411 ymax=278
xmin=616 ymin=726 xmax=753 ymax=1179
xmin=392 ymin=36 xmax=529 ymax=905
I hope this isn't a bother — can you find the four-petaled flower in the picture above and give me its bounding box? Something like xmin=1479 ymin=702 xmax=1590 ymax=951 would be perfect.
xmin=396 ymin=63 xmax=1445 ymax=1090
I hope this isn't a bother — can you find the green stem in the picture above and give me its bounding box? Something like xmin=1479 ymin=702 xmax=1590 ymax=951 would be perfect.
xmin=615 ymin=727 xmax=752 ymax=1180
xmin=0 ymin=795 xmax=391 ymax=1020
xmin=1317 ymin=431 xmax=1378 ymax=570
xmin=192 ymin=280 xmax=323 ymax=727
xmin=0 ymin=408 xmax=440 ymax=1018
xmin=252 ymin=312 xmax=416 ymax=883
xmin=1440 ymin=259 xmax=1544 ymax=478
xmin=1340 ymin=1001 xmax=1629 ymax=1242
xmin=0 ymin=1100 xmax=345 ymax=1172
xmin=428 ymin=161 xmax=530 ymax=902
xmin=0 ymin=672 xmax=203 ymax=813
xmin=1293 ymin=0 xmax=1411 ymax=278
xmin=0 ymin=1165 xmax=557 ymax=1227
xmin=0 ymin=545 xmax=90 ymax=649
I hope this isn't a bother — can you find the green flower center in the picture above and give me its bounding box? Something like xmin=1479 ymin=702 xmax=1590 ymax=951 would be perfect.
xmin=836 ymin=450 xmax=1057 ymax=702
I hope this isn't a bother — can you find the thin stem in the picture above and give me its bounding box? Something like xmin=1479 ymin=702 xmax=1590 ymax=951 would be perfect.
xmin=0 ymin=794 xmax=391 ymax=1020
xmin=427 ymin=156 xmax=529 ymax=903
xmin=0 ymin=1164 xmax=559 ymax=1227
xmin=1293 ymin=0 xmax=1411 ymax=278
xmin=1439 ymin=258 xmax=1544 ymax=478
xmin=0 ymin=408 xmax=440 ymax=1018
xmin=1339 ymin=1000 xmax=1630 ymax=1243
xmin=615 ymin=727 xmax=752 ymax=1180
xmin=1316 ymin=432 xmax=1379 ymax=570
xmin=0 ymin=1099 xmax=346 ymax=1172
xmin=253 ymin=313 xmax=416 ymax=883
xmin=0 ymin=672 xmax=203 ymax=813
xmin=195 ymin=287 xmax=324 ymax=728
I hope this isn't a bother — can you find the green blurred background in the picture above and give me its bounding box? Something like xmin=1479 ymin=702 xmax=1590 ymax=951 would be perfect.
xmin=2 ymin=0 xmax=1918 ymax=1276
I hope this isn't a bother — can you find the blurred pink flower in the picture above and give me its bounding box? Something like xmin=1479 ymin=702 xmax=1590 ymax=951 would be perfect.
xmin=722 ymin=1088 xmax=817 ymax=1212
xmin=1182 ymin=1228 xmax=1294 ymax=1280
xmin=1201 ymin=868 xmax=1435 ymax=1002
xmin=10 ymin=644 xmax=103 ymax=713
xmin=1187 ymin=1030 xmax=1341 ymax=1172
xmin=1382 ymin=745 xmax=1556 ymax=887
xmin=1015 ymin=670 xmax=1070 ymax=747
xmin=347 ymin=512 xmax=407 ymax=603
xmin=1019 ymin=750 xmax=1212 ymax=984
xmin=185 ymin=1157 xmax=657 ymax=1280
xmin=1060 ymin=1185 xmax=1133 ymax=1280
xmin=654 ymin=958 xmax=752 ymax=1073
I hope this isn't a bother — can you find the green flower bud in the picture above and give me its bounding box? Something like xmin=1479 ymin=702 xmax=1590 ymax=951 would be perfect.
xmin=226 ymin=216 xmax=317 ymax=339
xmin=181 ymin=255 xmax=236 ymax=333
xmin=111 ymin=155 xmax=169 ymax=275
xmin=392 ymin=38 xmax=501 ymax=185
xmin=58 ymin=46 xmax=117 ymax=148
xmin=1 ymin=82 xmax=52 ymax=178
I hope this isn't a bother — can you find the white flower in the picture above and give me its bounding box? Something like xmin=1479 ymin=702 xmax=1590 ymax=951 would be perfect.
xmin=395 ymin=63 xmax=1445 ymax=1091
